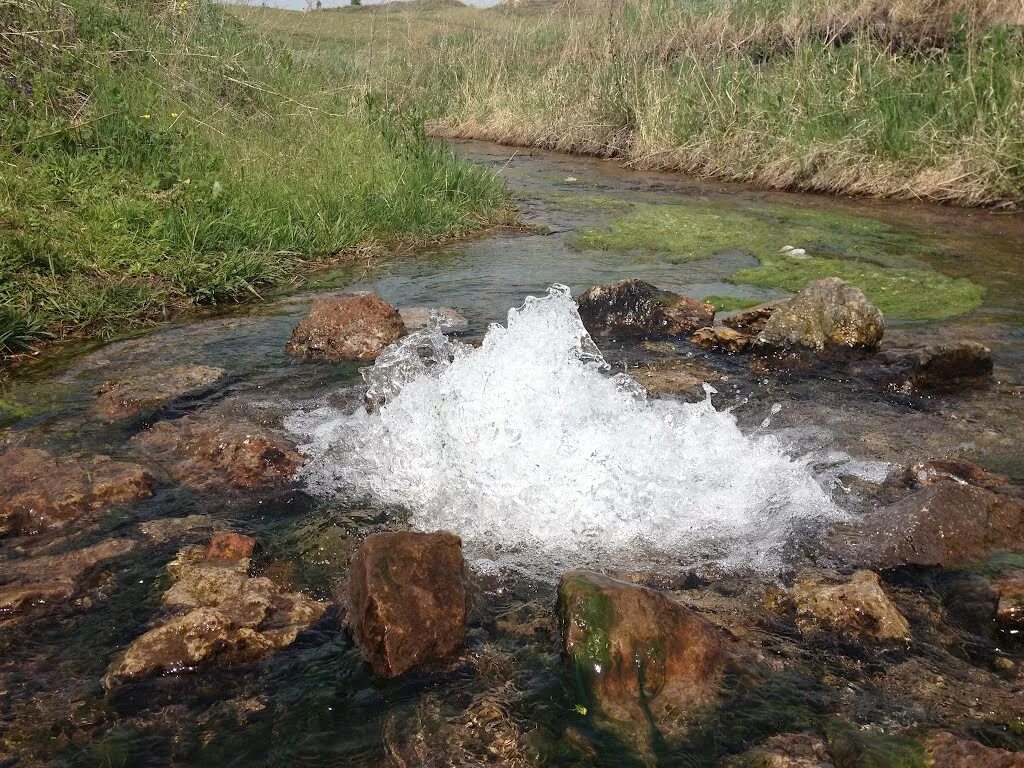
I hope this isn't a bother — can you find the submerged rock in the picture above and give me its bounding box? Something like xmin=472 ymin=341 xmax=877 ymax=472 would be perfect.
xmin=398 ymin=306 xmax=469 ymax=332
xmin=0 ymin=447 xmax=155 ymax=537
xmin=347 ymin=530 xmax=468 ymax=678
xmin=728 ymin=731 xmax=835 ymax=768
xmin=904 ymin=458 xmax=1009 ymax=495
xmin=557 ymin=571 xmax=728 ymax=750
xmin=793 ymin=570 xmax=910 ymax=641
xmin=577 ymin=280 xmax=714 ymax=337
xmin=630 ymin=357 xmax=722 ymax=401
xmin=0 ymin=538 xmax=137 ymax=614
xmin=92 ymin=364 xmax=225 ymax=420
xmin=130 ymin=414 xmax=303 ymax=491
xmin=758 ymin=278 xmax=883 ymax=352
xmin=877 ymin=341 xmax=993 ymax=392
xmin=991 ymin=574 xmax=1024 ymax=633
xmin=721 ymin=300 xmax=789 ymax=336
xmin=205 ymin=533 xmax=257 ymax=563
xmin=691 ymin=326 xmax=752 ymax=353
xmin=104 ymin=540 xmax=326 ymax=687
xmin=286 ymin=292 xmax=407 ymax=362
xmin=923 ymin=731 xmax=1024 ymax=768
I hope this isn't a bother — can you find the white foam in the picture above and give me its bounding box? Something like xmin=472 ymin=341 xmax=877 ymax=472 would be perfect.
xmin=287 ymin=285 xmax=841 ymax=571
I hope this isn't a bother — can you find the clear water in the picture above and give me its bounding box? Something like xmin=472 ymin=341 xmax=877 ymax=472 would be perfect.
xmin=2 ymin=142 xmax=1024 ymax=767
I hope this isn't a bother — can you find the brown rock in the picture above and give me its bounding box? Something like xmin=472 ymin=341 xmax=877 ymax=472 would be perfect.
xmin=131 ymin=415 xmax=303 ymax=491
xmin=286 ymin=292 xmax=406 ymax=362
xmin=691 ymin=326 xmax=752 ymax=353
xmin=577 ymin=280 xmax=714 ymax=337
xmin=0 ymin=538 xmax=137 ymax=614
xmin=991 ymin=574 xmax=1024 ymax=632
xmin=0 ymin=447 xmax=155 ymax=537
xmin=630 ymin=358 xmax=722 ymax=401
xmin=557 ymin=571 xmax=727 ymax=748
xmin=878 ymin=341 xmax=993 ymax=392
xmin=104 ymin=545 xmax=326 ymax=687
xmin=793 ymin=570 xmax=910 ymax=641
xmin=347 ymin=531 xmax=468 ymax=678
xmin=904 ymin=458 xmax=1009 ymax=494
xmin=758 ymin=278 xmax=883 ymax=352
xmin=205 ymin=533 xmax=257 ymax=563
xmin=92 ymin=364 xmax=225 ymax=420
xmin=721 ymin=300 xmax=789 ymax=336
xmin=728 ymin=732 xmax=835 ymax=768
xmin=924 ymin=731 xmax=1024 ymax=768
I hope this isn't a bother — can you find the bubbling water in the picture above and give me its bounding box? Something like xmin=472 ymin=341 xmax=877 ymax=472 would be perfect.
xmin=288 ymin=285 xmax=841 ymax=571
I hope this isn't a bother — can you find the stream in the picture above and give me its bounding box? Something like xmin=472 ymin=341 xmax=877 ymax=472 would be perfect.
xmin=2 ymin=141 xmax=1024 ymax=766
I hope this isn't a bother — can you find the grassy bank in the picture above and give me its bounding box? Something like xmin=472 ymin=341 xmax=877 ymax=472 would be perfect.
xmin=234 ymin=0 xmax=1024 ymax=208
xmin=0 ymin=0 xmax=510 ymax=359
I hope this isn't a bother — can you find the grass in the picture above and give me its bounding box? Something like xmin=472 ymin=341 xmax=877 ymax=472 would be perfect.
xmin=232 ymin=0 xmax=1024 ymax=208
xmin=0 ymin=0 xmax=510 ymax=359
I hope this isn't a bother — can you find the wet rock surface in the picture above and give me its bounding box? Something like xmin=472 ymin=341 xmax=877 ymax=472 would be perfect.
xmin=758 ymin=278 xmax=884 ymax=352
xmin=728 ymin=731 xmax=835 ymax=767
xmin=630 ymin=357 xmax=722 ymax=400
xmin=286 ymin=292 xmax=407 ymax=362
xmin=793 ymin=570 xmax=910 ymax=641
xmin=103 ymin=539 xmax=326 ymax=688
xmin=577 ymin=279 xmax=715 ymax=337
xmin=348 ymin=530 xmax=468 ymax=678
xmin=923 ymin=730 xmax=1024 ymax=767
xmin=91 ymin=364 xmax=226 ymax=420
xmin=398 ymin=306 xmax=469 ymax=332
xmin=877 ymin=341 xmax=993 ymax=391
xmin=692 ymin=325 xmax=753 ymax=353
xmin=721 ymin=300 xmax=789 ymax=336
xmin=0 ymin=447 xmax=155 ymax=537
xmin=130 ymin=414 xmax=303 ymax=491
xmin=557 ymin=571 xmax=728 ymax=749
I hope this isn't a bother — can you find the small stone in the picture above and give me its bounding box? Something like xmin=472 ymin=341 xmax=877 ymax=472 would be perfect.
xmin=991 ymin=574 xmax=1024 ymax=632
xmin=577 ymin=280 xmax=715 ymax=338
xmin=758 ymin=278 xmax=883 ymax=353
xmin=793 ymin=570 xmax=910 ymax=641
xmin=205 ymin=533 xmax=257 ymax=563
xmin=398 ymin=307 xmax=469 ymax=332
xmin=691 ymin=326 xmax=752 ymax=353
xmin=721 ymin=300 xmax=789 ymax=336
xmin=92 ymin=364 xmax=225 ymax=420
xmin=286 ymin=292 xmax=406 ymax=362
xmin=348 ymin=531 xmax=468 ymax=678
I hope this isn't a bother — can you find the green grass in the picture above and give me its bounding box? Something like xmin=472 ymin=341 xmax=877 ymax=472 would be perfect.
xmin=565 ymin=202 xmax=985 ymax=320
xmin=232 ymin=0 xmax=1024 ymax=208
xmin=0 ymin=0 xmax=510 ymax=358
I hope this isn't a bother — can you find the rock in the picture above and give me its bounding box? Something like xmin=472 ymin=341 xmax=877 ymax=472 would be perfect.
xmin=721 ymin=300 xmax=789 ymax=336
xmin=861 ymin=481 xmax=1024 ymax=568
xmin=577 ymin=280 xmax=715 ymax=337
xmin=991 ymin=574 xmax=1024 ymax=633
xmin=923 ymin=731 xmax=1024 ymax=767
xmin=793 ymin=570 xmax=910 ymax=641
xmin=347 ymin=530 xmax=468 ymax=678
xmin=130 ymin=415 xmax=303 ymax=491
xmin=728 ymin=732 xmax=835 ymax=767
xmin=138 ymin=515 xmax=218 ymax=544
xmin=104 ymin=542 xmax=326 ymax=687
xmin=630 ymin=358 xmax=722 ymax=401
xmin=904 ymin=458 xmax=1009 ymax=494
xmin=0 ymin=447 xmax=155 ymax=537
xmin=557 ymin=571 xmax=727 ymax=749
xmin=758 ymin=278 xmax=883 ymax=353
xmin=286 ymin=292 xmax=406 ymax=362
xmin=0 ymin=538 xmax=137 ymax=614
xmin=398 ymin=307 xmax=469 ymax=332
xmin=691 ymin=326 xmax=752 ymax=353
xmin=92 ymin=364 xmax=225 ymax=420
xmin=205 ymin=533 xmax=256 ymax=563
xmin=877 ymin=342 xmax=993 ymax=392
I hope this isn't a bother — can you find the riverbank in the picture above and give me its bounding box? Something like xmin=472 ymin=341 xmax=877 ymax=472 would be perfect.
xmin=0 ymin=0 xmax=512 ymax=359
xmin=233 ymin=0 xmax=1024 ymax=208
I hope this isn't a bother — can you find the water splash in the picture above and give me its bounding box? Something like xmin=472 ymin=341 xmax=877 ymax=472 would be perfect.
xmin=288 ymin=285 xmax=841 ymax=571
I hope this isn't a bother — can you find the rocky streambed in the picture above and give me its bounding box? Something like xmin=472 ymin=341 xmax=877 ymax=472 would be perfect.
xmin=2 ymin=143 xmax=1024 ymax=767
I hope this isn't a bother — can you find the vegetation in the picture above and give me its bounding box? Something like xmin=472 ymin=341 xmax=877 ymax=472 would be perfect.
xmin=0 ymin=0 xmax=510 ymax=358
xmin=234 ymin=0 xmax=1024 ymax=208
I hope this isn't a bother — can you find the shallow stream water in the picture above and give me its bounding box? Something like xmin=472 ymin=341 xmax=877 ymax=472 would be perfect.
xmin=2 ymin=141 xmax=1024 ymax=766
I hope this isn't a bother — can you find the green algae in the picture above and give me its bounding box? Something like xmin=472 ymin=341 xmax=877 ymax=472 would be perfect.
xmin=533 ymin=191 xmax=635 ymax=214
xmin=826 ymin=722 xmax=927 ymax=768
xmin=568 ymin=202 xmax=984 ymax=320
xmin=702 ymin=295 xmax=763 ymax=312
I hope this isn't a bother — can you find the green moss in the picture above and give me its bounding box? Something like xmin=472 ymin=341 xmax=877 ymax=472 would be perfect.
xmin=731 ymin=256 xmax=985 ymax=321
xmin=703 ymin=295 xmax=763 ymax=312
xmin=569 ymin=202 xmax=984 ymax=320
xmin=532 ymin=191 xmax=635 ymax=213
xmin=826 ymin=722 xmax=927 ymax=768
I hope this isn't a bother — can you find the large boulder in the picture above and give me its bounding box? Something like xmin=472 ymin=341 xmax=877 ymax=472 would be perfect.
xmin=758 ymin=278 xmax=883 ymax=353
xmin=0 ymin=447 xmax=155 ymax=537
xmin=877 ymin=341 xmax=993 ymax=392
xmin=286 ymin=292 xmax=407 ymax=362
xmin=557 ymin=571 xmax=728 ymax=750
xmin=577 ymin=280 xmax=714 ymax=338
xmin=347 ymin=531 xmax=468 ymax=678
xmin=104 ymin=539 xmax=326 ymax=687
xmin=130 ymin=414 xmax=303 ymax=491
xmin=92 ymin=364 xmax=225 ymax=420
xmin=793 ymin=570 xmax=910 ymax=641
